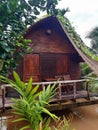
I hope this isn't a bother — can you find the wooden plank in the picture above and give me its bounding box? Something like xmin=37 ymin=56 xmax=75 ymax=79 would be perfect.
xmin=0 ymin=94 xmax=98 ymax=111
xmin=0 ymin=85 xmax=6 ymax=111
xmin=58 ymin=83 xmax=62 ymax=100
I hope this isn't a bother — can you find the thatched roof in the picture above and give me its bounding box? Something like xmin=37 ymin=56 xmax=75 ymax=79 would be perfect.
xmin=24 ymin=15 xmax=98 ymax=76
xmin=57 ymin=16 xmax=98 ymax=76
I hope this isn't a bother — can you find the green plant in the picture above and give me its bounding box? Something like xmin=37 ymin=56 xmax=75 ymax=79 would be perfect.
xmin=40 ymin=117 xmax=52 ymax=130
xmin=0 ymin=71 xmax=58 ymax=130
xmin=80 ymin=63 xmax=94 ymax=78
xmin=87 ymin=78 xmax=98 ymax=93
xmin=86 ymin=26 xmax=98 ymax=53
xmin=80 ymin=63 xmax=98 ymax=93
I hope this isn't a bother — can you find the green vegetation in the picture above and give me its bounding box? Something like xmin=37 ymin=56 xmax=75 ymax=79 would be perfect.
xmin=88 ymin=79 xmax=98 ymax=93
xmin=80 ymin=62 xmax=98 ymax=93
xmin=86 ymin=26 xmax=98 ymax=53
xmin=80 ymin=63 xmax=94 ymax=78
xmin=0 ymin=71 xmax=57 ymax=129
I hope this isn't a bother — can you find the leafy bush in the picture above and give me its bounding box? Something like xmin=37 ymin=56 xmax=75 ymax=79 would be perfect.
xmin=0 ymin=71 xmax=58 ymax=130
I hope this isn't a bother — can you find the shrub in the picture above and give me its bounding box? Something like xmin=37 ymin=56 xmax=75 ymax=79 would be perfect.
xmin=0 ymin=71 xmax=58 ymax=130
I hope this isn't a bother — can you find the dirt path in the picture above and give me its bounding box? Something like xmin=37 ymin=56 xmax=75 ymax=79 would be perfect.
xmin=71 ymin=105 xmax=98 ymax=130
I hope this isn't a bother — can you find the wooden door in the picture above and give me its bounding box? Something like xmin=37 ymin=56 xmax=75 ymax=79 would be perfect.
xmin=56 ymin=54 xmax=68 ymax=75
xmin=23 ymin=54 xmax=40 ymax=82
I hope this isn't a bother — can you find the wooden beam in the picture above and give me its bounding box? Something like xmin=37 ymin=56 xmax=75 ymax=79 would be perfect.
xmin=47 ymin=99 xmax=98 ymax=111
xmin=73 ymin=82 xmax=76 ymax=101
xmin=0 ymin=85 xmax=6 ymax=111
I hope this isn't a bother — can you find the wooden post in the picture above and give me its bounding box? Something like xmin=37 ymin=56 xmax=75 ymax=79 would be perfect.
xmin=86 ymin=81 xmax=90 ymax=100
xmin=59 ymin=83 xmax=62 ymax=100
xmin=42 ymin=84 xmax=45 ymax=90
xmin=73 ymin=82 xmax=76 ymax=102
xmin=0 ymin=85 xmax=6 ymax=111
xmin=2 ymin=88 xmax=5 ymax=111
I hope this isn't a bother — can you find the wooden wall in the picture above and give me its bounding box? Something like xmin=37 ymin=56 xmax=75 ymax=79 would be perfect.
xmin=22 ymin=22 xmax=82 ymax=82
xmin=25 ymin=28 xmax=77 ymax=54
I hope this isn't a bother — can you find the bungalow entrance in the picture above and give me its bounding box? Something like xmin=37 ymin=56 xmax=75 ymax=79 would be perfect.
xmin=23 ymin=53 xmax=68 ymax=83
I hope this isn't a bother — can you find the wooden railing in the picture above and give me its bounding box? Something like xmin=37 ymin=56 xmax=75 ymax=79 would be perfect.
xmin=0 ymin=79 xmax=90 ymax=110
xmin=33 ymin=79 xmax=90 ymax=101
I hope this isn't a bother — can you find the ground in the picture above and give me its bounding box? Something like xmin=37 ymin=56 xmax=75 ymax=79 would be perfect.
xmin=0 ymin=104 xmax=98 ymax=130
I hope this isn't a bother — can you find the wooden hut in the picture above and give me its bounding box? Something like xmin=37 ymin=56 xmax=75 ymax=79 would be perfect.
xmin=22 ymin=16 xmax=84 ymax=83
xmin=3 ymin=16 xmax=98 ymax=110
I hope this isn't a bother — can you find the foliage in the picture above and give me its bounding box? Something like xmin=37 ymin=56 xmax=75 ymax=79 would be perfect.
xmin=80 ymin=62 xmax=98 ymax=79
xmin=80 ymin=63 xmax=94 ymax=78
xmin=0 ymin=35 xmax=31 ymax=76
xmin=58 ymin=15 xmax=98 ymax=61
xmin=80 ymin=63 xmax=98 ymax=93
xmin=0 ymin=0 xmax=67 ymax=76
xmin=86 ymin=26 xmax=98 ymax=53
xmin=85 ymin=77 xmax=98 ymax=93
xmin=0 ymin=71 xmax=58 ymax=130
xmin=89 ymin=80 xmax=98 ymax=93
